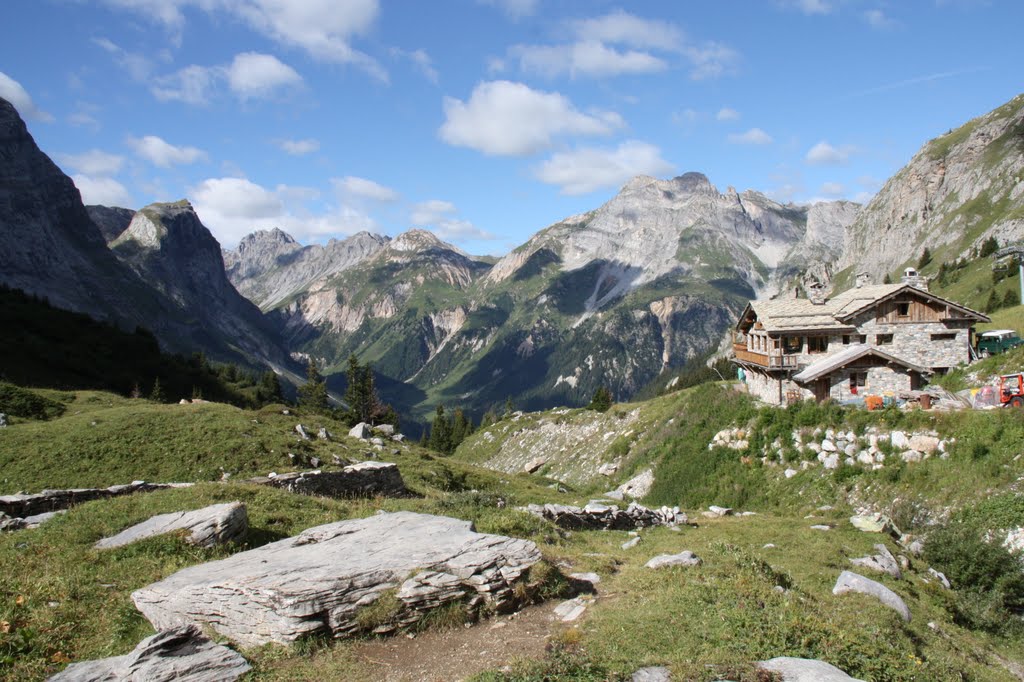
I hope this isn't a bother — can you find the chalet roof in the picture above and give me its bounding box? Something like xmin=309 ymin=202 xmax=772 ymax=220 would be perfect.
xmin=740 ymin=283 xmax=989 ymax=334
xmin=792 ymin=344 xmax=930 ymax=383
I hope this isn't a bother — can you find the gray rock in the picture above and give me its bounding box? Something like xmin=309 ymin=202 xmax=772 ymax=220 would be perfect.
xmin=645 ymin=551 xmax=702 ymax=569
xmin=522 ymin=502 xmax=683 ymax=530
xmin=250 ymin=462 xmax=406 ymax=498
xmin=95 ymin=502 xmax=248 ymax=550
xmin=132 ymin=512 xmax=541 ymax=646
xmin=316 ymin=427 xmax=331 ymax=441
xmin=821 ymin=439 xmax=837 ymax=452
xmin=784 ymin=468 xmax=798 ymax=479
xmin=621 ymin=536 xmax=641 ymax=550
xmin=759 ymin=656 xmax=864 ymax=681
xmin=0 ymin=412 xmax=6 ymax=428
xmin=48 ymin=624 xmax=250 ymax=681
xmin=348 ymin=422 xmax=372 ymax=440
xmin=616 ymin=469 xmax=654 ymax=499
xmin=850 ymin=544 xmax=902 ymax=579
xmin=0 ymin=481 xmax=192 ymax=519
xmin=810 ymin=524 xmax=831 ymax=531
xmin=295 ymin=424 xmax=310 ymax=440
xmin=632 ymin=666 xmax=672 ymax=682
xmin=849 ymin=513 xmax=898 ymax=536
xmin=375 ymin=424 xmax=395 ymax=437
xmin=928 ymin=567 xmax=951 ymax=589
xmin=568 ymin=572 xmax=601 ymax=587
xmin=832 ymin=570 xmax=911 ymax=622
xmin=524 ymin=457 xmax=547 ymax=473
xmin=598 ymin=462 xmax=618 ymax=476
xmin=821 ymin=453 xmax=840 ymax=469
xmin=553 ymin=597 xmax=589 ymax=622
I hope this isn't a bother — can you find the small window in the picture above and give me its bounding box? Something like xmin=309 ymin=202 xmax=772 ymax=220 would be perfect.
xmin=807 ymin=336 xmax=829 ymax=353
xmin=842 ymin=335 xmax=851 ymax=345
xmin=845 ymin=334 xmax=867 ymax=344
xmin=849 ymin=372 xmax=866 ymax=395
xmin=897 ymin=302 xmax=910 ymax=317
xmin=876 ymin=333 xmax=893 ymax=345
xmin=783 ymin=336 xmax=801 ymax=353
xmin=856 ymin=334 xmax=867 ymax=344
xmin=931 ymin=333 xmax=956 ymax=341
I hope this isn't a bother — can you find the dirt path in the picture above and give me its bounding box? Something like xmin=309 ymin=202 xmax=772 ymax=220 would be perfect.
xmin=354 ymin=602 xmax=563 ymax=682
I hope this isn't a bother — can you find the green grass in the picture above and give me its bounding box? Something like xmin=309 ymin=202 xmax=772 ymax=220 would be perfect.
xmin=3 ymin=385 xmax=1024 ymax=680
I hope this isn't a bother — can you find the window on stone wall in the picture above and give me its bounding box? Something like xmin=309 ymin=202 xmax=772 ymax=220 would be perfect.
xmin=807 ymin=336 xmax=829 ymax=353
xmin=842 ymin=334 xmax=868 ymax=344
xmin=876 ymin=333 xmax=893 ymax=345
xmin=783 ymin=336 xmax=802 ymax=353
xmin=931 ymin=332 xmax=956 ymax=341
xmin=849 ymin=372 xmax=866 ymax=394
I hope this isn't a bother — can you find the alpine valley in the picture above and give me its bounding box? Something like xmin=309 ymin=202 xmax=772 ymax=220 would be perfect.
xmin=3 ymin=93 xmax=1024 ymax=425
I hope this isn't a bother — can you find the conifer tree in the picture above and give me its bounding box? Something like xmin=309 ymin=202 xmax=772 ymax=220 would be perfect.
xmin=918 ymin=247 xmax=932 ymax=269
xmin=257 ymin=371 xmax=284 ymax=405
xmin=450 ymin=408 xmax=471 ymax=450
xmin=587 ymin=386 xmax=613 ymax=412
xmin=149 ymin=377 xmax=165 ymax=402
xmin=297 ymin=359 xmax=329 ymax=413
xmin=428 ymin=404 xmax=452 ymax=453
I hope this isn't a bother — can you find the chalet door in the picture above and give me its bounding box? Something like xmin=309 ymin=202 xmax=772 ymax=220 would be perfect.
xmin=814 ymin=378 xmax=830 ymax=402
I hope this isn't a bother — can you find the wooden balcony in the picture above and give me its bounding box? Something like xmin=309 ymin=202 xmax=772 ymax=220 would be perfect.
xmin=733 ymin=347 xmax=799 ymax=369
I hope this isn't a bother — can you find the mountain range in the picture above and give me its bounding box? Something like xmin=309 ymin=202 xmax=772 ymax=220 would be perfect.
xmin=2 ymin=92 xmax=1022 ymax=423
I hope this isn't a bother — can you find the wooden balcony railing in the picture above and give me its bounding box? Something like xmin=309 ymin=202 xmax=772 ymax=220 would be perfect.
xmin=733 ymin=347 xmax=799 ymax=369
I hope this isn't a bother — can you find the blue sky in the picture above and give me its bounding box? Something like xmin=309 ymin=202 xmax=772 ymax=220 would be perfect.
xmin=1 ymin=0 xmax=1021 ymax=255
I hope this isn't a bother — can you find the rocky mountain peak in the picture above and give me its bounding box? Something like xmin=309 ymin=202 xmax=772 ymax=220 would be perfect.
xmin=114 ymin=200 xmax=218 ymax=253
xmin=389 ymin=228 xmax=453 ymax=253
xmin=239 ymin=228 xmax=298 ymax=251
xmin=670 ymin=172 xmax=718 ymax=196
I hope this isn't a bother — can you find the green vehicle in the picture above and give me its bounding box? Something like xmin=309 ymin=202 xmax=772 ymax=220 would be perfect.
xmin=977 ymin=329 xmax=1024 ymax=357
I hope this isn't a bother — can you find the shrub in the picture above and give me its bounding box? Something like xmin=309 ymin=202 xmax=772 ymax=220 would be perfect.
xmin=0 ymin=382 xmax=67 ymax=420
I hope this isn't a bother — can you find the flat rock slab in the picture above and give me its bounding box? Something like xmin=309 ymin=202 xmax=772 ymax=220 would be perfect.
xmin=95 ymin=502 xmax=248 ymax=550
xmin=250 ymin=462 xmax=407 ymax=498
xmin=832 ymin=570 xmax=911 ymax=622
xmin=49 ymin=624 xmax=250 ymax=682
xmin=645 ymin=551 xmax=702 ymax=569
xmin=759 ymin=657 xmax=864 ymax=681
xmin=0 ymin=482 xmax=192 ymax=518
xmin=132 ymin=511 xmax=541 ymax=647
xmin=632 ymin=666 xmax=672 ymax=681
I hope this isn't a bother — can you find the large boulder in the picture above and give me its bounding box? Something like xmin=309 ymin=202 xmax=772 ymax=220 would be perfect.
xmin=615 ymin=469 xmax=655 ymax=499
xmin=850 ymin=543 xmax=902 ymax=579
xmin=95 ymin=502 xmax=248 ymax=550
xmin=132 ymin=512 xmax=541 ymax=647
xmin=348 ymin=422 xmax=372 ymax=439
xmin=759 ymin=657 xmax=864 ymax=681
xmin=832 ymin=570 xmax=911 ymax=622
xmin=48 ymin=625 xmax=250 ymax=681
xmin=250 ymin=462 xmax=407 ymax=498
xmin=645 ymin=551 xmax=702 ymax=569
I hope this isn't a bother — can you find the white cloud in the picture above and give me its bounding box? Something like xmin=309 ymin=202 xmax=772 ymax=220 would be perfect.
xmin=392 ymin=48 xmax=439 ymax=83
xmin=805 ymin=140 xmax=855 ymax=164
xmin=189 ymin=175 xmax=379 ymax=246
xmin=334 ymin=176 xmax=400 ymax=202
xmin=672 ymin=108 xmax=701 ymax=125
xmin=534 ymin=140 xmax=674 ymax=195
xmin=72 ymin=175 xmax=133 ymax=207
xmin=151 ymin=52 xmax=301 ymax=105
xmin=780 ymin=0 xmax=833 ymax=14
xmin=92 ymin=37 xmax=154 ymax=81
xmin=128 ymin=135 xmax=207 ymax=167
xmin=506 ymin=11 xmax=737 ymax=81
xmin=864 ymin=9 xmax=896 ymax=28
xmin=439 ymin=80 xmax=623 ymax=156
xmin=512 ymin=41 xmax=667 ymax=78
xmin=0 ymin=71 xmax=53 ymax=122
xmin=727 ymin=128 xmax=773 ymax=145
xmin=432 ymin=219 xmax=496 ymax=242
xmin=716 ymin=107 xmax=740 ymax=121
xmin=225 ymin=52 xmax=303 ymax=100
xmin=58 ymin=150 xmax=125 ymax=176
xmin=100 ymin=0 xmax=386 ymax=81
xmin=275 ymin=138 xmax=320 ymax=155
xmin=820 ymin=181 xmax=846 ymax=197
xmin=411 ymin=199 xmax=457 ymax=225
xmin=477 ymin=0 xmax=539 ymax=20
xmin=151 ymin=64 xmax=218 ymax=105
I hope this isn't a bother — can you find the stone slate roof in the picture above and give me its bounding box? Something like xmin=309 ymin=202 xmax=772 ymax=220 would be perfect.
xmin=739 ymin=283 xmax=988 ymax=334
xmin=792 ymin=344 xmax=930 ymax=382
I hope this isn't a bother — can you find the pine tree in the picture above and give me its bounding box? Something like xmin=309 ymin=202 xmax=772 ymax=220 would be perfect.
xmin=257 ymin=371 xmax=284 ymax=405
xmin=917 ymin=247 xmax=932 ymax=270
xmin=883 ymin=273 xmax=893 ymax=284
xmin=985 ymin=289 xmax=1001 ymax=313
xmin=149 ymin=377 xmax=165 ymax=402
xmin=297 ymin=359 xmax=329 ymax=413
xmin=450 ymin=408 xmax=471 ymax=450
xmin=980 ymin=236 xmax=1000 ymax=258
xmin=587 ymin=386 xmax=613 ymax=412
xmin=1003 ymin=288 xmax=1018 ymax=308
xmin=480 ymin=408 xmax=498 ymax=428
xmin=428 ymin=404 xmax=452 ymax=454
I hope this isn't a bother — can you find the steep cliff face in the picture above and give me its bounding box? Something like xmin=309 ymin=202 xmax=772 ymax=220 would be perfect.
xmin=0 ymin=97 xmax=165 ymax=326
xmin=86 ymin=205 xmax=136 ymax=242
xmin=223 ymin=229 xmax=388 ymax=310
xmin=837 ymin=94 xmax=1024 ymax=283
xmin=110 ymin=201 xmax=288 ymax=363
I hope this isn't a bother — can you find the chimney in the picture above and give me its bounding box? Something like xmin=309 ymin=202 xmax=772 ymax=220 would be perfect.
xmin=900 ymin=267 xmax=929 ymax=291
xmin=855 ymin=272 xmax=870 ymax=288
xmin=808 ymin=282 xmax=826 ymax=305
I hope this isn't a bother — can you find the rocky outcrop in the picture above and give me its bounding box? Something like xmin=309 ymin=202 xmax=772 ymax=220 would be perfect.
xmin=48 ymin=625 xmax=250 ymax=682
xmin=223 ymin=229 xmax=388 ymax=310
xmin=132 ymin=512 xmax=541 ymax=646
xmin=94 ymin=502 xmax=248 ymax=549
xmin=522 ymin=502 xmax=686 ymax=530
xmin=0 ymin=481 xmax=192 ymax=518
xmin=249 ymin=462 xmax=407 ymax=498
xmin=838 ymin=94 xmax=1024 ymax=283
xmin=86 ymin=205 xmax=135 ymax=242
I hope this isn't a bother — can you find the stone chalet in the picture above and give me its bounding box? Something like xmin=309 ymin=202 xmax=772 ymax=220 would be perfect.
xmin=732 ymin=269 xmax=990 ymax=405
